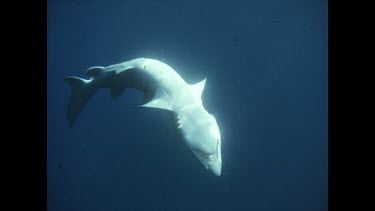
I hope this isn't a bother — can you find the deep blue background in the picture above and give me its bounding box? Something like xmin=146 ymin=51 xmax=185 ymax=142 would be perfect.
xmin=47 ymin=0 xmax=327 ymax=210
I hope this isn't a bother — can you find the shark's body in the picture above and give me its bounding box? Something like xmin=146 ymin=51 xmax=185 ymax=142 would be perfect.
xmin=65 ymin=58 xmax=222 ymax=176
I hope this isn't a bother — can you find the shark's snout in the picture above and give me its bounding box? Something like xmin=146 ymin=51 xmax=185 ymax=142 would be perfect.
xmin=210 ymin=161 xmax=222 ymax=176
xmin=209 ymin=146 xmax=222 ymax=176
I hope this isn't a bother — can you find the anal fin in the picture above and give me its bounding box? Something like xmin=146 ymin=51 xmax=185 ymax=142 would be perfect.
xmin=109 ymin=83 xmax=126 ymax=100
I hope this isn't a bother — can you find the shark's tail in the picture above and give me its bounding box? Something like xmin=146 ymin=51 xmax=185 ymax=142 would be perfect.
xmin=64 ymin=76 xmax=97 ymax=126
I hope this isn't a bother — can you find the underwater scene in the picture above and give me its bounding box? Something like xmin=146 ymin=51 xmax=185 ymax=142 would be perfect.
xmin=47 ymin=0 xmax=328 ymax=210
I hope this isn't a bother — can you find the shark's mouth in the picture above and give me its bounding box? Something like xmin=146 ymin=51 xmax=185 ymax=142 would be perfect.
xmin=194 ymin=149 xmax=211 ymax=160
xmin=193 ymin=140 xmax=220 ymax=165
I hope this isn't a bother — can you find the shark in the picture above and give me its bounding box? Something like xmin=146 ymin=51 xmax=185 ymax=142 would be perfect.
xmin=64 ymin=58 xmax=222 ymax=176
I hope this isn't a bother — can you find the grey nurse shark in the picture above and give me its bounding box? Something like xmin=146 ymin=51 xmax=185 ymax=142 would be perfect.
xmin=65 ymin=58 xmax=222 ymax=176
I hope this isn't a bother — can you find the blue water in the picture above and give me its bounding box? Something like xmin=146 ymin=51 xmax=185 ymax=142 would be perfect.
xmin=47 ymin=0 xmax=328 ymax=210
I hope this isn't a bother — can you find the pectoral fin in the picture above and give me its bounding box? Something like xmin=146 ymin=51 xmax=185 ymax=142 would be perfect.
xmin=189 ymin=78 xmax=207 ymax=99
xmin=140 ymin=88 xmax=173 ymax=111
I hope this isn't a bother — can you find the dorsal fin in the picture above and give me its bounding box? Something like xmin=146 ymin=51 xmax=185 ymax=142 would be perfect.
xmin=140 ymin=88 xmax=172 ymax=111
xmin=85 ymin=66 xmax=104 ymax=77
xmin=189 ymin=78 xmax=207 ymax=98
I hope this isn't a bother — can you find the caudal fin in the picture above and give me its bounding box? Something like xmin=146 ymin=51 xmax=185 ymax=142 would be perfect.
xmin=64 ymin=76 xmax=97 ymax=126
